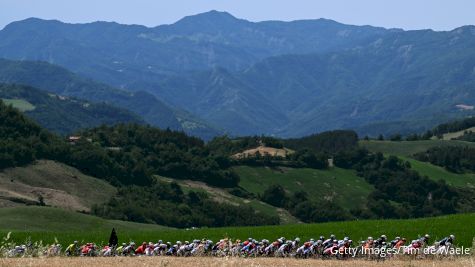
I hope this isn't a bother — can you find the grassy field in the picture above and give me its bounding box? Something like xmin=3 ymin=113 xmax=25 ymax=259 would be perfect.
xmin=360 ymin=140 xmax=475 ymax=157
xmin=235 ymin=166 xmax=373 ymax=210
xmin=1 ymin=98 xmax=35 ymax=112
xmin=1 ymin=207 xmax=474 ymax=248
xmin=359 ymin=140 xmax=475 ymax=187
xmin=400 ymin=157 xmax=475 ymax=188
xmin=0 ymin=160 xmax=116 ymax=211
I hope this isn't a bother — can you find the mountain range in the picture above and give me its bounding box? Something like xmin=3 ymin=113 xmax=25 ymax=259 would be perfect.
xmin=0 ymin=10 xmax=474 ymax=137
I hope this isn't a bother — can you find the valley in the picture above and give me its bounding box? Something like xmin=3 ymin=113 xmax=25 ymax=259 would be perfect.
xmin=0 ymin=8 xmax=474 ymax=264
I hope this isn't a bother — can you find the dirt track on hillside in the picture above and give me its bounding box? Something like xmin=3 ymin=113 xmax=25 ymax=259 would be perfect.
xmin=1 ymin=257 xmax=474 ymax=267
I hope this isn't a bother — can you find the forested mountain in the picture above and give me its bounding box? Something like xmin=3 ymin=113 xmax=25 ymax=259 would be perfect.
xmin=0 ymin=83 xmax=142 ymax=134
xmin=153 ymin=26 xmax=475 ymax=136
xmin=0 ymin=11 xmax=392 ymax=81
xmin=1 ymin=11 xmax=475 ymax=137
xmin=0 ymin=59 xmax=221 ymax=139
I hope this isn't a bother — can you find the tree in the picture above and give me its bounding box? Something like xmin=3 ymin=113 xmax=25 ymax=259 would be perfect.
xmin=261 ymin=185 xmax=288 ymax=207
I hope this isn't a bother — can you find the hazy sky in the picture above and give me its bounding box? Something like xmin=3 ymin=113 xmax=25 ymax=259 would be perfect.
xmin=1 ymin=0 xmax=475 ymax=31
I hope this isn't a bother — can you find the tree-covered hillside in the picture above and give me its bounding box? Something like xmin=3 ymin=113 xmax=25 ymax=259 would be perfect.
xmin=0 ymin=83 xmax=143 ymax=134
xmin=0 ymin=59 xmax=221 ymax=139
xmin=2 ymin=98 xmax=475 ymax=227
xmin=0 ymin=100 xmax=278 ymax=227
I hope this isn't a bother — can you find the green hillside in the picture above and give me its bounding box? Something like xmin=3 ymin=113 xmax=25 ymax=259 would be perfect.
xmin=0 ymin=206 xmax=170 ymax=232
xmin=0 ymin=160 xmax=117 ymax=211
xmin=1 ymin=98 xmax=35 ymax=112
xmin=0 ymin=84 xmax=143 ymax=134
xmin=359 ymin=140 xmax=475 ymax=188
xmin=235 ymin=166 xmax=373 ymax=210
xmin=359 ymin=140 xmax=475 ymax=157
xmin=401 ymin=157 xmax=475 ymax=188
xmin=2 ymin=207 xmax=473 ymax=248
xmin=0 ymin=59 xmax=221 ymax=139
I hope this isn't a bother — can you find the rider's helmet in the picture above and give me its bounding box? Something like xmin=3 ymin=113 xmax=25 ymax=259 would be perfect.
xmin=450 ymin=235 xmax=455 ymax=239
xmin=177 ymin=241 xmax=182 ymax=245
xmin=248 ymin=238 xmax=253 ymax=241
xmin=122 ymin=243 xmax=126 ymax=246
xmin=424 ymin=234 xmax=430 ymax=239
xmin=330 ymin=234 xmax=336 ymax=239
xmin=185 ymin=241 xmax=189 ymax=245
xmin=295 ymin=237 xmax=300 ymax=242
xmin=349 ymin=240 xmax=353 ymax=244
xmin=395 ymin=236 xmax=401 ymax=240
xmin=310 ymin=238 xmax=315 ymax=242
xmin=277 ymin=238 xmax=283 ymax=243
xmin=74 ymin=241 xmax=78 ymax=244
xmin=368 ymin=237 xmax=373 ymax=241
xmin=159 ymin=240 xmax=163 ymax=243
xmin=344 ymin=237 xmax=349 ymax=241
xmin=167 ymin=242 xmax=171 ymax=246
xmin=381 ymin=235 xmax=387 ymax=240
xmin=287 ymin=240 xmax=292 ymax=245
xmin=319 ymin=236 xmax=325 ymax=241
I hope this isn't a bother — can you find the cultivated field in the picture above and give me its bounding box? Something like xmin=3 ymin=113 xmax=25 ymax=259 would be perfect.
xmin=1 ymin=257 xmax=474 ymax=267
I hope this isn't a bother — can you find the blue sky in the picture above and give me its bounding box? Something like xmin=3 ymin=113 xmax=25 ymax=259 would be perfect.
xmin=1 ymin=0 xmax=474 ymax=30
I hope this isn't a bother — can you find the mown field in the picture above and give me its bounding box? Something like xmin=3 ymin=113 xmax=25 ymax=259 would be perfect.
xmin=235 ymin=166 xmax=373 ymax=210
xmin=1 ymin=207 xmax=474 ymax=248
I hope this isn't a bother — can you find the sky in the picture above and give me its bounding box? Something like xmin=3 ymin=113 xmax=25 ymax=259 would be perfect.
xmin=1 ymin=0 xmax=475 ymax=31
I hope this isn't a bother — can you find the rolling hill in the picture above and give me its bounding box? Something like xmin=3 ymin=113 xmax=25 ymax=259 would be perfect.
xmin=0 ymin=160 xmax=116 ymax=211
xmin=0 ymin=83 xmax=143 ymax=134
xmin=0 ymin=59 xmax=221 ymax=139
xmin=0 ymin=206 xmax=170 ymax=232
